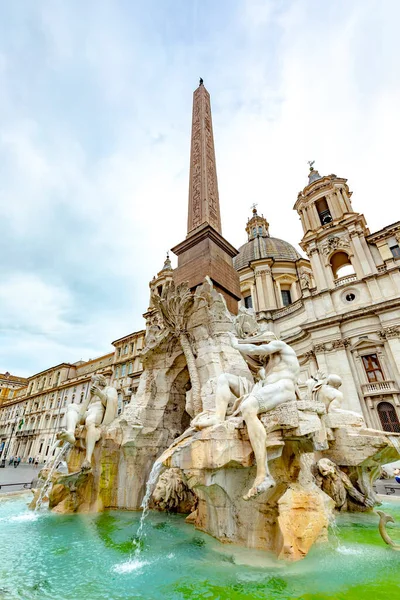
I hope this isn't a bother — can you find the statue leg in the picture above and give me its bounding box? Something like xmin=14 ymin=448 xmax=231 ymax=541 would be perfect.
xmin=81 ymin=408 xmax=103 ymax=471
xmin=241 ymin=395 xmax=275 ymax=500
xmin=57 ymin=404 xmax=81 ymax=445
xmin=191 ymin=373 xmax=237 ymax=430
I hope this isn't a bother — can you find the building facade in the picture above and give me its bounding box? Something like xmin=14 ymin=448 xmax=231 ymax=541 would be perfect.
xmin=0 ymin=372 xmax=28 ymax=406
xmin=234 ymin=165 xmax=400 ymax=432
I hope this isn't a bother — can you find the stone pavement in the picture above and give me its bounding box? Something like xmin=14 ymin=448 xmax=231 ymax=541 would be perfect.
xmin=0 ymin=463 xmax=44 ymax=492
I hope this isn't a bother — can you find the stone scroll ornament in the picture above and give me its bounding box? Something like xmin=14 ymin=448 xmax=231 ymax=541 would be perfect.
xmin=151 ymin=281 xmax=202 ymax=415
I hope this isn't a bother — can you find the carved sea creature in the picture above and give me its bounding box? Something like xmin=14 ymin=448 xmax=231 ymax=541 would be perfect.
xmin=376 ymin=510 xmax=400 ymax=550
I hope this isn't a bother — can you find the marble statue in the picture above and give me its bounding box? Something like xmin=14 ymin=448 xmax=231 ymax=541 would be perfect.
xmin=307 ymin=371 xmax=363 ymax=418
xmin=58 ymin=374 xmax=118 ymax=471
xmin=376 ymin=510 xmax=400 ymax=550
xmin=315 ymin=458 xmax=374 ymax=511
xmin=192 ymin=330 xmax=301 ymax=500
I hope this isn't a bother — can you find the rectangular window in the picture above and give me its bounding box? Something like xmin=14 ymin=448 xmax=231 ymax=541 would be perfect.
xmin=124 ymin=345 xmax=128 ymax=355
xmin=390 ymin=244 xmax=400 ymax=258
xmin=121 ymin=364 xmax=126 ymax=377
xmin=281 ymin=290 xmax=292 ymax=306
xmin=362 ymin=354 xmax=384 ymax=382
xmin=115 ymin=366 xmax=120 ymax=379
xmin=128 ymin=362 xmax=133 ymax=374
xmin=244 ymin=295 xmax=253 ymax=309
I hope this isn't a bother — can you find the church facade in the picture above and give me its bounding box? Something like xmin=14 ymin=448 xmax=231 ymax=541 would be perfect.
xmin=1 ymin=82 xmax=400 ymax=463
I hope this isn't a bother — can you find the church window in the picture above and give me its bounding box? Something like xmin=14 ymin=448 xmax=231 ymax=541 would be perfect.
xmin=362 ymin=354 xmax=384 ymax=383
xmin=252 ymin=227 xmax=257 ymax=237
xmin=244 ymin=295 xmax=253 ymax=309
xmin=378 ymin=402 xmax=400 ymax=433
xmin=157 ymin=285 xmax=163 ymax=296
xmin=258 ymin=226 xmax=263 ymax=235
xmin=390 ymin=244 xmax=400 ymax=258
xmin=121 ymin=364 xmax=127 ymax=377
xmin=281 ymin=290 xmax=292 ymax=306
xmin=345 ymin=293 xmax=355 ymax=302
xmin=316 ymin=197 xmax=332 ymax=225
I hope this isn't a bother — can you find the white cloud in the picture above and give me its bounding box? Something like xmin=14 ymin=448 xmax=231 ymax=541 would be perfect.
xmin=1 ymin=0 xmax=399 ymax=375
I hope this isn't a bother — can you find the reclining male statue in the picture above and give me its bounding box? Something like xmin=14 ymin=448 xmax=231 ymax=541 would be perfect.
xmin=191 ymin=331 xmax=300 ymax=500
xmin=57 ymin=374 xmax=118 ymax=471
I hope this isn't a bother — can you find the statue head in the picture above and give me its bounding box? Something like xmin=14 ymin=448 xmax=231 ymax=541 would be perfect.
xmin=317 ymin=458 xmax=337 ymax=477
xmin=152 ymin=468 xmax=188 ymax=511
xmin=91 ymin=374 xmax=107 ymax=388
xmin=326 ymin=374 xmax=342 ymax=389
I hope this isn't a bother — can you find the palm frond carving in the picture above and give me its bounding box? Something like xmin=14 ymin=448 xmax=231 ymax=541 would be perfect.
xmin=152 ymin=281 xmax=202 ymax=415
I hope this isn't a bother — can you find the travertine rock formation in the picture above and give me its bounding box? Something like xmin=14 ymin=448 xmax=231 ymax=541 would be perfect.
xmin=46 ymin=279 xmax=400 ymax=562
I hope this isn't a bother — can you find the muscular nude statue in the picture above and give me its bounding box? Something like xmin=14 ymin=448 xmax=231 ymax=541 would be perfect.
xmin=192 ymin=331 xmax=300 ymax=500
xmin=58 ymin=374 xmax=118 ymax=471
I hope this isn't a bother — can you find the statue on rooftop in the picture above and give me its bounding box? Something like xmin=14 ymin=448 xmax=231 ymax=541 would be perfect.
xmin=57 ymin=374 xmax=118 ymax=471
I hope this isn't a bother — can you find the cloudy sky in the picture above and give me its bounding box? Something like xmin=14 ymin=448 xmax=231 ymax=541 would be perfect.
xmin=1 ymin=0 xmax=399 ymax=376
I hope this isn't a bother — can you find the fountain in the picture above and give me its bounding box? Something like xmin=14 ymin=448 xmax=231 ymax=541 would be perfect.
xmin=1 ymin=278 xmax=399 ymax=598
xmin=25 ymin=279 xmax=399 ymax=561
xmin=32 ymin=442 xmax=71 ymax=511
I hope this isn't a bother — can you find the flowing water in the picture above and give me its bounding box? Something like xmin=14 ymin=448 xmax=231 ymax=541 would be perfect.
xmin=134 ymin=460 xmax=164 ymax=551
xmin=1 ymin=494 xmax=400 ymax=600
xmin=35 ymin=442 xmax=71 ymax=511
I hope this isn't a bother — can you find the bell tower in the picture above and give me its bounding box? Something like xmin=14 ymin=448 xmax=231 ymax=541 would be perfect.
xmin=171 ymin=80 xmax=241 ymax=314
xmin=293 ymin=163 xmax=377 ymax=292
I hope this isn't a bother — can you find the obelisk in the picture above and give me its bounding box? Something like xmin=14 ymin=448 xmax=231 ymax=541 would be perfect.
xmin=171 ymin=80 xmax=241 ymax=314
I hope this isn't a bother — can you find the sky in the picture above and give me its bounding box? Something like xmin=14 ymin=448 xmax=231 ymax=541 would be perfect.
xmin=1 ymin=0 xmax=400 ymax=377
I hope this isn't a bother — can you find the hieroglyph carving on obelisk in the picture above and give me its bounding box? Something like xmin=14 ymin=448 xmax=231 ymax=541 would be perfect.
xmin=187 ymin=82 xmax=222 ymax=234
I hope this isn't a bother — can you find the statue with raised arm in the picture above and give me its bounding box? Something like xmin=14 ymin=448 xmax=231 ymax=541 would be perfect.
xmin=192 ymin=330 xmax=301 ymax=500
xmin=57 ymin=374 xmax=118 ymax=471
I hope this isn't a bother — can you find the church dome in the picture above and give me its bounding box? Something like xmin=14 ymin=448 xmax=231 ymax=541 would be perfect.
xmin=234 ymin=235 xmax=302 ymax=270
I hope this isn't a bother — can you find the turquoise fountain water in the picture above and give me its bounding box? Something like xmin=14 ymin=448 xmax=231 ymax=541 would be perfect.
xmin=1 ymin=494 xmax=400 ymax=600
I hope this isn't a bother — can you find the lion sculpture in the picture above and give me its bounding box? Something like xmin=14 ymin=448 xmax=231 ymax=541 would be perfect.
xmin=152 ymin=468 xmax=195 ymax=513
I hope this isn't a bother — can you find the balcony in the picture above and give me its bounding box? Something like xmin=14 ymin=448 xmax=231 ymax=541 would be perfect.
xmin=334 ymin=274 xmax=357 ymax=288
xmin=361 ymin=380 xmax=399 ymax=396
xmin=272 ymin=299 xmax=303 ymax=320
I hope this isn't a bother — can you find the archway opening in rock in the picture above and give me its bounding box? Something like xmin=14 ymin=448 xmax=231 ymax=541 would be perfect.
xmin=163 ymin=365 xmax=192 ymax=448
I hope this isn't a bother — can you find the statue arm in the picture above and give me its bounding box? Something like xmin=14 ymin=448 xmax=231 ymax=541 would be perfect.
xmin=231 ymin=337 xmax=283 ymax=357
xmin=341 ymin=473 xmax=373 ymax=506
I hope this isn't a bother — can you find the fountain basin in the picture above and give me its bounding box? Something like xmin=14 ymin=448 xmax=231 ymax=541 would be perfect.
xmin=1 ymin=494 xmax=400 ymax=599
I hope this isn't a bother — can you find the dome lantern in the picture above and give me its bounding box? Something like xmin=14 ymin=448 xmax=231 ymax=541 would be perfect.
xmin=245 ymin=204 xmax=270 ymax=241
